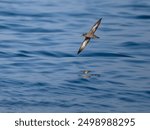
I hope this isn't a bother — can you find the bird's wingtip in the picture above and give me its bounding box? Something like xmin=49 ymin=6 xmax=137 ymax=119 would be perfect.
xmin=77 ymin=50 xmax=81 ymax=55
xmin=99 ymin=18 xmax=102 ymax=21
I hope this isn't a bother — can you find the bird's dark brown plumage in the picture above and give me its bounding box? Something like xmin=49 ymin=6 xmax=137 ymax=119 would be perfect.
xmin=77 ymin=18 xmax=102 ymax=54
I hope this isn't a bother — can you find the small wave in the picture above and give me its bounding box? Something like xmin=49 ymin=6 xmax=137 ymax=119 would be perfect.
xmin=0 ymin=51 xmax=14 ymax=58
xmin=119 ymin=97 xmax=136 ymax=103
xmin=122 ymin=41 xmax=140 ymax=47
xmin=15 ymin=53 xmax=32 ymax=58
xmin=34 ymin=50 xmax=75 ymax=58
xmin=80 ymin=52 xmax=132 ymax=58
xmin=122 ymin=41 xmax=150 ymax=49
xmin=107 ymin=80 xmax=125 ymax=85
xmin=18 ymin=28 xmax=64 ymax=33
xmin=135 ymin=15 xmax=150 ymax=20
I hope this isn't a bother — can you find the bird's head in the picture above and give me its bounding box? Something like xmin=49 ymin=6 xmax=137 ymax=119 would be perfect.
xmin=82 ymin=33 xmax=87 ymax=37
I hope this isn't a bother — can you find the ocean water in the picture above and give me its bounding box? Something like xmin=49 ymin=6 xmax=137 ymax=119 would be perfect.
xmin=0 ymin=0 xmax=150 ymax=112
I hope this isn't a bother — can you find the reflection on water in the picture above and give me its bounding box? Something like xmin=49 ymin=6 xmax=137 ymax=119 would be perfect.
xmin=80 ymin=70 xmax=101 ymax=79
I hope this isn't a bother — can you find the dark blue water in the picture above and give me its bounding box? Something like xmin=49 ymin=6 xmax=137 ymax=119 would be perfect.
xmin=0 ymin=0 xmax=150 ymax=112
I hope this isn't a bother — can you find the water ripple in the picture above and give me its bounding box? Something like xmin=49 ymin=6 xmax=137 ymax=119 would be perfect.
xmin=0 ymin=0 xmax=149 ymax=112
xmin=80 ymin=52 xmax=132 ymax=58
xmin=135 ymin=15 xmax=150 ymax=19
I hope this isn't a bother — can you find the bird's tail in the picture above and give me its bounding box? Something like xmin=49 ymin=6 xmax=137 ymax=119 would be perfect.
xmin=93 ymin=35 xmax=99 ymax=39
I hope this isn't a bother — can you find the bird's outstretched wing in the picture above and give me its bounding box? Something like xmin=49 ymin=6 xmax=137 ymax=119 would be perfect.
xmin=90 ymin=18 xmax=102 ymax=33
xmin=77 ymin=38 xmax=90 ymax=54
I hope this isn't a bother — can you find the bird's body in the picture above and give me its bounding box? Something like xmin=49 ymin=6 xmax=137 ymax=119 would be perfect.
xmin=77 ymin=18 xmax=102 ymax=54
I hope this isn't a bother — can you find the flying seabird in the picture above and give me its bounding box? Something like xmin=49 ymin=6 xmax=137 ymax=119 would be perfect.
xmin=77 ymin=18 xmax=102 ymax=54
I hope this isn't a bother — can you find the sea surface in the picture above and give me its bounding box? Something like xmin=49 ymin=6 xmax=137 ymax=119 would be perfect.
xmin=0 ymin=0 xmax=150 ymax=112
